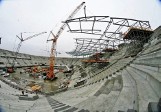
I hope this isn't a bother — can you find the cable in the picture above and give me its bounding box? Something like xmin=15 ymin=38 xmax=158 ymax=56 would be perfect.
xmin=12 ymin=36 xmax=18 ymax=52
xmin=86 ymin=7 xmax=95 ymax=16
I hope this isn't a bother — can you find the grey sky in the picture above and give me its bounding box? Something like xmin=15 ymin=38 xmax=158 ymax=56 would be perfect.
xmin=0 ymin=0 xmax=161 ymax=57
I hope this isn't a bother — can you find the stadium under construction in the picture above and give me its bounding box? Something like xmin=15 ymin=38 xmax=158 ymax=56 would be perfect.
xmin=0 ymin=2 xmax=161 ymax=112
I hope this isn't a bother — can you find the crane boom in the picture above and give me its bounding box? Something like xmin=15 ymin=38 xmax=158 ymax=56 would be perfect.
xmin=12 ymin=32 xmax=47 ymax=68
xmin=55 ymin=2 xmax=85 ymax=39
xmin=23 ymin=32 xmax=47 ymax=41
xmin=47 ymin=2 xmax=85 ymax=80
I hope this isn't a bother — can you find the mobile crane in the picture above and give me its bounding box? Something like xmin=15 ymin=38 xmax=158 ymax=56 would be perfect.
xmin=46 ymin=2 xmax=85 ymax=80
xmin=8 ymin=32 xmax=47 ymax=73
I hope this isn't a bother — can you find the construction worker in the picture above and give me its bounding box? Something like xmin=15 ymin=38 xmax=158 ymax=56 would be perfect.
xmin=22 ymin=90 xmax=24 ymax=95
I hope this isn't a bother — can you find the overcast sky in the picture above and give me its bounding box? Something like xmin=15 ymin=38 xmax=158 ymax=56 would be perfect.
xmin=0 ymin=0 xmax=161 ymax=57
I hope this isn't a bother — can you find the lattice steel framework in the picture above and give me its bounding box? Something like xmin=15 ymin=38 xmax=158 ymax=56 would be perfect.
xmin=67 ymin=38 xmax=109 ymax=56
xmin=65 ymin=16 xmax=152 ymax=56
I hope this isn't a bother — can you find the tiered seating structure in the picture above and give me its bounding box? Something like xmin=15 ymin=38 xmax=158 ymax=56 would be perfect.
xmin=0 ymin=26 xmax=161 ymax=112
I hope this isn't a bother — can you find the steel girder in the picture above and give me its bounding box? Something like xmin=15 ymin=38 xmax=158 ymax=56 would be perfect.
xmin=65 ymin=16 xmax=152 ymax=56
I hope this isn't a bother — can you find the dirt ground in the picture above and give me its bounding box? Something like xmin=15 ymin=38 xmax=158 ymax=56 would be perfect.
xmin=7 ymin=68 xmax=67 ymax=93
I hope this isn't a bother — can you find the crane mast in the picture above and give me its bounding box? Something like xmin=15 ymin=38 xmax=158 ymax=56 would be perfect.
xmin=47 ymin=2 xmax=85 ymax=80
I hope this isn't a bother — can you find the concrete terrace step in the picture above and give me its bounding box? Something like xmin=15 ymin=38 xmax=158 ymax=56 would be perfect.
xmin=129 ymin=64 xmax=161 ymax=98
xmin=147 ymin=40 xmax=161 ymax=51
xmin=126 ymin=66 xmax=159 ymax=112
xmin=130 ymin=64 xmax=161 ymax=82
xmin=131 ymin=63 xmax=160 ymax=73
xmin=28 ymin=96 xmax=52 ymax=112
xmin=134 ymin=56 xmax=161 ymax=67
xmin=111 ymin=70 xmax=138 ymax=112
xmin=137 ymin=49 xmax=161 ymax=60
xmin=94 ymin=75 xmax=122 ymax=96
xmin=52 ymin=80 xmax=107 ymax=106
xmin=54 ymin=105 xmax=72 ymax=112
xmin=77 ymin=109 xmax=90 ymax=112
xmin=63 ymin=107 xmax=78 ymax=112
xmin=47 ymin=97 xmax=69 ymax=111
xmin=88 ymin=64 xmax=125 ymax=84
xmin=47 ymin=96 xmax=91 ymax=112
xmin=74 ymin=91 xmax=120 ymax=112
xmin=0 ymin=80 xmax=40 ymax=112
xmin=141 ymin=38 xmax=161 ymax=55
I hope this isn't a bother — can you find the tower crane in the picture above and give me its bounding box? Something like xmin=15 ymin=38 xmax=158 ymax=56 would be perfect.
xmin=46 ymin=2 xmax=85 ymax=80
xmin=9 ymin=32 xmax=47 ymax=72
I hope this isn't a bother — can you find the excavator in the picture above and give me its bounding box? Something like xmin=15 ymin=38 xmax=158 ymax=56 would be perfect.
xmin=45 ymin=2 xmax=85 ymax=80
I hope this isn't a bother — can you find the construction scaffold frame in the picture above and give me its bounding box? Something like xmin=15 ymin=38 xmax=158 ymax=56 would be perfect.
xmin=65 ymin=16 xmax=153 ymax=57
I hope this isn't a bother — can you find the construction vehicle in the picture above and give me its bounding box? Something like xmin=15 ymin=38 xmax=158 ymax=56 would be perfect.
xmin=45 ymin=2 xmax=85 ymax=80
xmin=31 ymin=85 xmax=41 ymax=92
xmin=8 ymin=32 xmax=47 ymax=73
